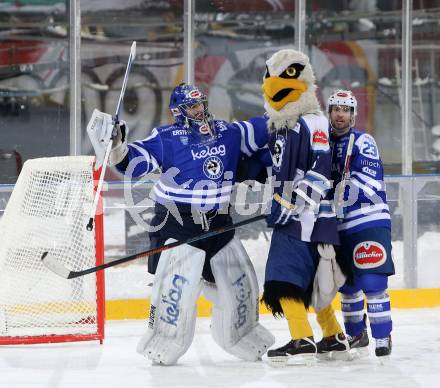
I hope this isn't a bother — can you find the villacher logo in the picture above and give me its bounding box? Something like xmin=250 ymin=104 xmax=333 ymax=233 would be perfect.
xmin=312 ymin=129 xmax=328 ymax=145
xmin=353 ymin=241 xmax=386 ymax=269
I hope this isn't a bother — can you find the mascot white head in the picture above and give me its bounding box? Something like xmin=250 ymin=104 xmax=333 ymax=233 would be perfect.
xmin=262 ymin=49 xmax=321 ymax=131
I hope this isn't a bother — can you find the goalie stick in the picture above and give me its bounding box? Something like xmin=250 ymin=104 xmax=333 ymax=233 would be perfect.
xmin=86 ymin=41 xmax=137 ymax=231
xmin=336 ymin=132 xmax=355 ymax=219
xmin=42 ymin=214 xmax=266 ymax=279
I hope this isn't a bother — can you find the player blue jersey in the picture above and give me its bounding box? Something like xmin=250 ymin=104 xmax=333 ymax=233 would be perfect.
xmin=330 ymin=128 xmax=391 ymax=235
xmin=116 ymin=117 xmax=270 ymax=211
xmin=267 ymin=113 xmax=339 ymax=245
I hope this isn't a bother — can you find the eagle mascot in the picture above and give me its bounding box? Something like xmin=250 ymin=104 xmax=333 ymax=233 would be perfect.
xmin=261 ymin=49 xmax=348 ymax=365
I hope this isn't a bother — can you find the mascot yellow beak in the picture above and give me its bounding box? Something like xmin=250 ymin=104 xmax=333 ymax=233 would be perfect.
xmin=263 ymin=77 xmax=308 ymax=111
xmin=263 ymin=50 xmax=318 ymax=129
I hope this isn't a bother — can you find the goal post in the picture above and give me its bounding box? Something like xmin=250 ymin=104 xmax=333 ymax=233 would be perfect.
xmin=0 ymin=156 xmax=105 ymax=345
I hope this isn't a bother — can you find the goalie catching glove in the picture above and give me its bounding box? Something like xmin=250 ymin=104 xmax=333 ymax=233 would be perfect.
xmin=312 ymin=243 xmax=346 ymax=311
xmin=87 ymin=108 xmax=128 ymax=167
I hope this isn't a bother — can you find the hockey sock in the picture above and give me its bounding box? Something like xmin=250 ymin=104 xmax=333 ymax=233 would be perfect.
xmin=341 ymin=291 xmax=366 ymax=337
xmin=366 ymin=291 xmax=392 ymax=339
xmin=280 ymin=297 xmax=313 ymax=340
xmin=316 ymin=304 xmax=343 ymax=337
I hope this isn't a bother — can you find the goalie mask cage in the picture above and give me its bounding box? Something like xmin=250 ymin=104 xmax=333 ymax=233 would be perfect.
xmin=0 ymin=156 xmax=105 ymax=345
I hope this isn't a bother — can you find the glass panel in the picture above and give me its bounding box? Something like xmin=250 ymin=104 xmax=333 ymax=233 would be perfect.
xmin=79 ymin=1 xmax=184 ymax=155
xmin=194 ymin=0 xmax=295 ymax=122
xmin=0 ymin=0 xmax=69 ymax=184
xmin=416 ymin=177 xmax=440 ymax=287
xmin=193 ymin=1 xmax=295 ymax=273
xmin=79 ymin=2 xmax=184 ymax=259
xmin=412 ymin=2 xmax=440 ymax=172
xmin=306 ymin=1 xmax=403 ymax=174
xmin=384 ymin=180 xmax=404 ymax=288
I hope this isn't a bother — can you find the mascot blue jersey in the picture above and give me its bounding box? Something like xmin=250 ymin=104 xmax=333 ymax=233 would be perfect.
xmin=116 ymin=117 xmax=270 ymax=211
xmin=330 ymin=128 xmax=391 ymax=235
xmin=267 ymin=113 xmax=339 ymax=245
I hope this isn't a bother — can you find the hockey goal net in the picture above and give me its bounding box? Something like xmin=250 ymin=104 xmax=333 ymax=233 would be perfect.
xmin=0 ymin=156 xmax=105 ymax=344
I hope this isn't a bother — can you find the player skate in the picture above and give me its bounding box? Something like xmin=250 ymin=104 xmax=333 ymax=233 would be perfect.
xmin=316 ymin=332 xmax=352 ymax=361
xmin=347 ymin=329 xmax=370 ymax=358
xmin=267 ymin=337 xmax=317 ymax=367
xmin=375 ymin=335 xmax=392 ymax=357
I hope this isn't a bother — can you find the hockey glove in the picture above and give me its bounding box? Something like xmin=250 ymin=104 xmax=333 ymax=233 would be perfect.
xmin=109 ymin=120 xmax=128 ymax=166
xmin=87 ymin=109 xmax=129 ymax=167
xmin=265 ymin=193 xmax=297 ymax=227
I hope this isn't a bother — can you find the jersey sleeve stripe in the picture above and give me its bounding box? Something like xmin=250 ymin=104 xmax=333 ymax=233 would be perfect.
xmin=338 ymin=213 xmax=391 ymax=231
xmin=234 ymin=122 xmax=252 ymax=157
xmin=130 ymin=143 xmax=159 ymax=171
xmin=344 ymin=203 xmax=389 ymax=219
xmin=234 ymin=121 xmax=259 ymax=156
xmin=295 ymin=187 xmax=318 ymax=207
xmin=350 ymin=171 xmax=383 ymax=190
xmin=300 ymin=180 xmax=326 ymax=196
xmin=243 ymin=121 xmax=259 ymax=152
xmin=303 ymin=172 xmax=331 ymax=191
xmin=153 ymin=186 xmax=232 ymax=205
xmin=157 ymin=180 xmax=233 ymax=196
xmin=138 ymin=127 xmax=160 ymax=143
xmin=350 ymin=177 xmax=376 ymax=197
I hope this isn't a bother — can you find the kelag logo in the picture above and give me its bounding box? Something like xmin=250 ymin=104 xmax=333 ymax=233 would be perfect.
xmin=160 ymin=274 xmax=189 ymax=326
xmin=191 ymin=144 xmax=226 ymax=160
xmin=232 ymin=273 xmax=250 ymax=329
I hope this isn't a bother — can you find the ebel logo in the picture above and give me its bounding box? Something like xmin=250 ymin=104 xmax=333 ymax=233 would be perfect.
xmin=362 ymin=166 xmax=377 ymax=177
xmin=191 ymin=144 xmax=226 ymax=160
xmin=216 ymin=121 xmax=227 ymax=132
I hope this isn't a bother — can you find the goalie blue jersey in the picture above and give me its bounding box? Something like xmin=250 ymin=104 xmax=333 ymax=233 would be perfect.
xmin=116 ymin=118 xmax=270 ymax=210
xmin=330 ymin=128 xmax=391 ymax=235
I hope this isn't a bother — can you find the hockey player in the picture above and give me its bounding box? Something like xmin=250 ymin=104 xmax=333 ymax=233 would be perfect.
xmin=327 ymin=90 xmax=395 ymax=358
xmin=87 ymin=83 xmax=274 ymax=365
xmin=259 ymin=49 xmax=350 ymax=365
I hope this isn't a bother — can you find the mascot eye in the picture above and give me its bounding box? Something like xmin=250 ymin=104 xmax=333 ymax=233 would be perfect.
xmin=279 ymin=63 xmax=305 ymax=79
xmin=285 ymin=66 xmax=297 ymax=77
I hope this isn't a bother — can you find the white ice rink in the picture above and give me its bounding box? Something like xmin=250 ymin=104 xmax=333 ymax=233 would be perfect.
xmin=1 ymin=309 xmax=439 ymax=388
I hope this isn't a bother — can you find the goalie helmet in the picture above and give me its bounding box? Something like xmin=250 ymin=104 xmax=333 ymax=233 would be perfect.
xmin=327 ymin=90 xmax=357 ymax=118
xmin=169 ymin=83 xmax=213 ymax=136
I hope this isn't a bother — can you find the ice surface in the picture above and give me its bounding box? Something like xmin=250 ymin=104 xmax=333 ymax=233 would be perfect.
xmin=1 ymin=309 xmax=439 ymax=388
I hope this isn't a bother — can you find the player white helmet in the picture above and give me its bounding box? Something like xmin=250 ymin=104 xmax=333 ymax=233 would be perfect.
xmin=327 ymin=90 xmax=357 ymax=118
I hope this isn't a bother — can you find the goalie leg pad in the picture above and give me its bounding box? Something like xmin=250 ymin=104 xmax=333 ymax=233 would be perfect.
xmin=136 ymin=239 xmax=204 ymax=365
xmin=207 ymin=237 xmax=275 ymax=361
